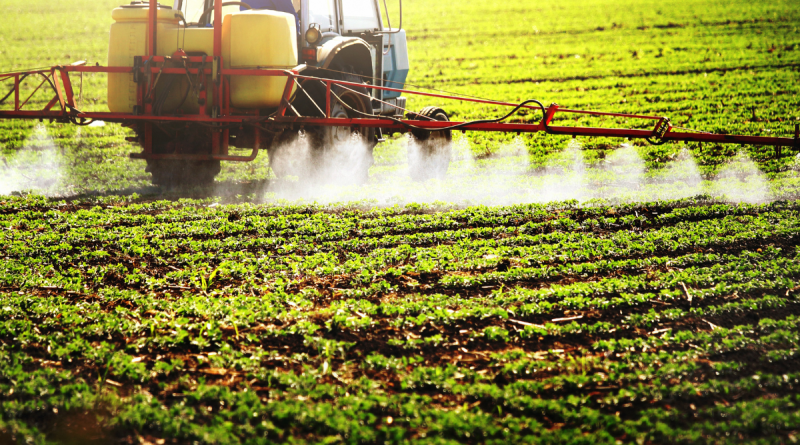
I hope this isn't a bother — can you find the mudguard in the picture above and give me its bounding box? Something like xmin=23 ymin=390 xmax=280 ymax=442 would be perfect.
xmin=315 ymin=36 xmax=373 ymax=78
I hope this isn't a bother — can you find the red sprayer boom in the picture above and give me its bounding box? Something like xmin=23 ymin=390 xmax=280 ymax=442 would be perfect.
xmin=1 ymin=64 xmax=797 ymax=148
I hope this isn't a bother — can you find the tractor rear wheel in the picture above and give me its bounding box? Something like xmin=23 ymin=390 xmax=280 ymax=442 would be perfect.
xmin=270 ymin=69 xmax=376 ymax=184
xmin=266 ymin=130 xmax=309 ymax=179
xmin=408 ymin=107 xmax=452 ymax=181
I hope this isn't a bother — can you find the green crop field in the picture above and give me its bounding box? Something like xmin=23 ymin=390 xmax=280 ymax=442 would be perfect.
xmin=2 ymin=0 xmax=800 ymax=444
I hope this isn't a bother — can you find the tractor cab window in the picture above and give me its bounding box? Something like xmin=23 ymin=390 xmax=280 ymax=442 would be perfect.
xmin=174 ymin=0 xmax=239 ymax=26
xmin=308 ymin=0 xmax=337 ymax=32
xmin=341 ymin=0 xmax=380 ymax=33
xmin=175 ymin=0 xmax=208 ymax=24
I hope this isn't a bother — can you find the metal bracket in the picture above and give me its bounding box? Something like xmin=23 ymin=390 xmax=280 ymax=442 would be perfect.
xmin=545 ymin=103 xmax=559 ymax=125
xmin=133 ymin=56 xmax=143 ymax=84
xmin=213 ymin=56 xmax=221 ymax=86
xmin=652 ymin=117 xmax=671 ymax=139
xmin=540 ymin=103 xmax=559 ymax=134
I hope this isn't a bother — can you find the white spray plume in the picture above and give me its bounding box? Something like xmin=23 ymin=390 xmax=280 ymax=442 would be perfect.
xmin=264 ymin=130 xmax=378 ymax=201
xmin=0 ymin=124 xmax=62 ymax=196
xmin=589 ymin=143 xmax=645 ymax=201
xmin=649 ymin=148 xmax=703 ymax=200
xmin=213 ymin=132 xmax=781 ymax=206
xmin=258 ymin=133 xmax=592 ymax=205
xmin=527 ymin=138 xmax=587 ymax=203
xmin=711 ymin=151 xmax=771 ymax=204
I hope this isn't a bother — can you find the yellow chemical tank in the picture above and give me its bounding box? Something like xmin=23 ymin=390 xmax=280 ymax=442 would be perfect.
xmin=108 ymin=6 xmax=297 ymax=113
xmin=107 ymin=5 xmax=181 ymax=113
xmin=222 ymin=10 xmax=297 ymax=109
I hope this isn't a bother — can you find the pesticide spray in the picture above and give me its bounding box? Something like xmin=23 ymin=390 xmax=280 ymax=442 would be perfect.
xmin=244 ymin=135 xmax=778 ymax=206
xmin=4 ymin=124 xmax=778 ymax=206
xmin=649 ymin=148 xmax=704 ymax=200
xmin=709 ymin=151 xmax=771 ymax=204
xmin=0 ymin=124 xmax=63 ymax=196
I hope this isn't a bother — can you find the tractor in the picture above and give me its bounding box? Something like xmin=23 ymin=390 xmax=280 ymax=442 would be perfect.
xmin=106 ymin=0 xmax=450 ymax=187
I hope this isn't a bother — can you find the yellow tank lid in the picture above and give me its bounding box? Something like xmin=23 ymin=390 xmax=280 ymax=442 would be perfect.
xmin=111 ymin=5 xmax=181 ymax=23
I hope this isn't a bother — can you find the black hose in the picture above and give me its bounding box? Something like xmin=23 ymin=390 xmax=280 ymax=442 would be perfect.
xmin=646 ymin=136 xmax=668 ymax=145
xmin=321 ymin=80 xmax=679 ymax=145
xmin=173 ymin=71 xmax=192 ymax=114
xmin=153 ymin=76 xmax=177 ymax=116
xmin=69 ymin=117 xmax=96 ymax=126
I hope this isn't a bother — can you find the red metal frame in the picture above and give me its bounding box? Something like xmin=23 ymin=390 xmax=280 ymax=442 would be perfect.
xmin=0 ymin=0 xmax=796 ymax=162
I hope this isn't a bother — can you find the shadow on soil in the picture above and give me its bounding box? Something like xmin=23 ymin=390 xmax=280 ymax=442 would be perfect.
xmin=52 ymin=179 xmax=278 ymax=203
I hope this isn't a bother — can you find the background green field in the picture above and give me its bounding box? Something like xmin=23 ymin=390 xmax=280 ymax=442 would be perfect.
xmin=2 ymin=1 xmax=800 ymax=445
xmin=0 ymin=0 xmax=799 ymax=195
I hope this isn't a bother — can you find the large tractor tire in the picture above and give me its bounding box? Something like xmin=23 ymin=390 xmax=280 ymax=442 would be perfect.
xmin=265 ymin=130 xmax=310 ymax=180
xmin=407 ymin=107 xmax=453 ymax=181
xmin=145 ymin=124 xmax=220 ymax=189
xmin=269 ymin=68 xmax=376 ymax=184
